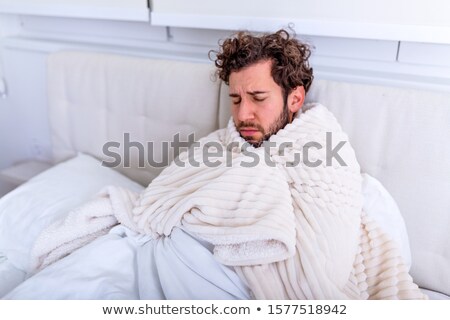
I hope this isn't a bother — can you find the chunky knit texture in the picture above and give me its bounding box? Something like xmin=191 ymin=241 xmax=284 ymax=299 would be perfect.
xmin=31 ymin=103 xmax=426 ymax=299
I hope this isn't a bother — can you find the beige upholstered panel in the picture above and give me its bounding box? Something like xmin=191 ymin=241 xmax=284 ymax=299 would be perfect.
xmin=48 ymin=52 xmax=221 ymax=185
xmin=219 ymin=79 xmax=450 ymax=296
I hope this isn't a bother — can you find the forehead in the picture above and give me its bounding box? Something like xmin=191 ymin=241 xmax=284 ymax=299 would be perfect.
xmin=229 ymin=60 xmax=279 ymax=92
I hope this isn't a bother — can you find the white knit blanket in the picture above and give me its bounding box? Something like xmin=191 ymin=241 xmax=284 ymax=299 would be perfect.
xmin=30 ymin=103 xmax=426 ymax=299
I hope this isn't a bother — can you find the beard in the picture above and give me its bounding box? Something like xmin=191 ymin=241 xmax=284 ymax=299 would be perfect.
xmin=236 ymin=104 xmax=290 ymax=148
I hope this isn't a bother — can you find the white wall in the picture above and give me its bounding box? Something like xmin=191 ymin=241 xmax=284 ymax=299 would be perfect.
xmin=0 ymin=0 xmax=149 ymax=21
xmin=154 ymin=0 xmax=450 ymax=26
xmin=151 ymin=0 xmax=450 ymax=44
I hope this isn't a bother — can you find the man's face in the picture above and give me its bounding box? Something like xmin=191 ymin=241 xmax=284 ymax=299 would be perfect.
xmin=229 ymin=60 xmax=293 ymax=147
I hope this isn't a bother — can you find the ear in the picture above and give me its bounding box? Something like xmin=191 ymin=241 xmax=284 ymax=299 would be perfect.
xmin=288 ymin=86 xmax=305 ymax=114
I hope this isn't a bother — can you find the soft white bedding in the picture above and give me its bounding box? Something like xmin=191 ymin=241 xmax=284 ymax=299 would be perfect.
xmin=4 ymin=226 xmax=250 ymax=300
xmin=0 ymin=153 xmax=413 ymax=299
xmin=0 ymin=153 xmax=143 ymax=273
xmin=0 ymin=254 xmax=25 ymax=298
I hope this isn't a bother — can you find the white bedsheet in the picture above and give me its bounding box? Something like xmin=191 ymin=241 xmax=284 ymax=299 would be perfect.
xmin=0 ymin=254 xmax=25 ymax=298
xmin=3 ymin=227 xmax=250 ymax=300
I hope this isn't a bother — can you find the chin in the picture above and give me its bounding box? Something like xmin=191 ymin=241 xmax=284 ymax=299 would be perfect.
xmin=244 ymin=138 xmax=263 ymax=147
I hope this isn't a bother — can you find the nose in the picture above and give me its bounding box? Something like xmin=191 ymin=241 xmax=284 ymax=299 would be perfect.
xmin=236 ymin=98 xmax=256 ymax=122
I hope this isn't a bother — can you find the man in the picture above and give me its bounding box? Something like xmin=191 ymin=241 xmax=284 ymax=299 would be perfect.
xmin=212 ymin=29 xmax=313 ymax=147
xmin=200 ymin=29 xmax=425 ymax=299
xmin=7 ymin=30 xmax=425 ymax=300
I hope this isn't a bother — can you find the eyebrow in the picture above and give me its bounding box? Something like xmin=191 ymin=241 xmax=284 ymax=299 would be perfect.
xmin=229 ymin=91 xmax=268 ymax=97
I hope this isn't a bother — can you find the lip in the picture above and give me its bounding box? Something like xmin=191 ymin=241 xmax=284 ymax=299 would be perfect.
xmin=239 ymin=128 xmax=259 ymax=136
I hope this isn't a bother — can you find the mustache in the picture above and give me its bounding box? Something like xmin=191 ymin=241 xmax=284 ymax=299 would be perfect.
xmin=237 ymin=122 xmax=265 ymax=132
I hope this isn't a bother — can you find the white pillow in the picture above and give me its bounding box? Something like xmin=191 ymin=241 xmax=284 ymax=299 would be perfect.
xmin=362 ymin=173 xmax=412 ymax=270
xmin=0 ymin=153 xmax=144 ymax=272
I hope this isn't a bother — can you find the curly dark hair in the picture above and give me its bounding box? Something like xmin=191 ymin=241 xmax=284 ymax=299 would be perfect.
xmin=211 ymin=29 xmax=314 ymax=96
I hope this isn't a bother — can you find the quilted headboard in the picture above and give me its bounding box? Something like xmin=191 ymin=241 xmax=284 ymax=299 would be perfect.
xmin=48 ymin=51 xmax=450 ymax=297
xmin=48 ymin=51 xmax=222 ymax=185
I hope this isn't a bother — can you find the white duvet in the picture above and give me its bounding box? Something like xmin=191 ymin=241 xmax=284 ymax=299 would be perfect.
xmin=0 ymin=154 xmax=412 ymax=299
xmin=0 ymin=255 xmax=25 ymax=298
xmin=4 ymin=226 xmax=249 ymax=299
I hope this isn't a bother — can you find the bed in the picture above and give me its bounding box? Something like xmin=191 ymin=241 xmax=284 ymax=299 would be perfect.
xmin=0 ymin=51 xmax=449 ymax=299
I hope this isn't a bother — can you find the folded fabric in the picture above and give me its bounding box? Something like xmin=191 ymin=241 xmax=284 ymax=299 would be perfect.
xmin=29 ymin=103 xmax=426 ymax=299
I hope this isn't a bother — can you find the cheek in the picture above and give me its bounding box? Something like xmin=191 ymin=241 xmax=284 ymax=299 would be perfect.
xmin=259 ymin=103 xmax=282 ymax=125
xmin=231 ymin=105 xmax=239 ymax=121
